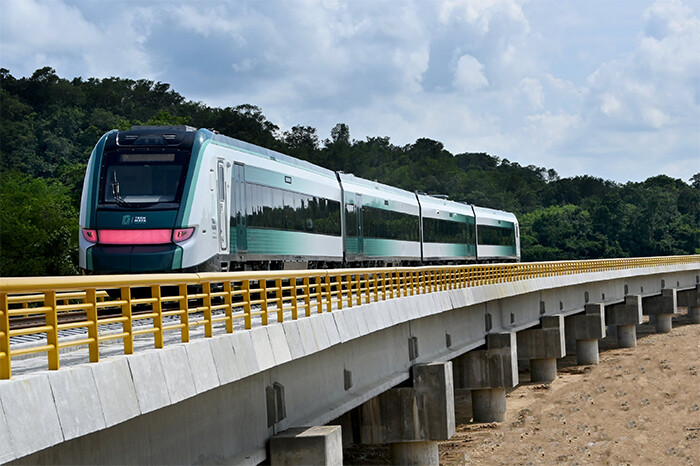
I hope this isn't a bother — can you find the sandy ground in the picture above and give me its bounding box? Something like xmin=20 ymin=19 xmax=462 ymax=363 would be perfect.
xmin=345 ymin=310 xmax=700 ymax=465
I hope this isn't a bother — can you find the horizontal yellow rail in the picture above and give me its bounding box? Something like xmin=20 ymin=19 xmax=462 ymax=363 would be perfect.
xmin=0 ymin=255 xmax=698 ymax=379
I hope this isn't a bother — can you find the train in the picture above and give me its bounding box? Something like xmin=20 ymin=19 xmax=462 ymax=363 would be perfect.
xmin=78 ymin=125 xmax=520 ymax=274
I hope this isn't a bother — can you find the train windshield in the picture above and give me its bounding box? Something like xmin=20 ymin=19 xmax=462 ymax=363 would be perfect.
xmin=100 ymin=151 xmax=189 ymax=207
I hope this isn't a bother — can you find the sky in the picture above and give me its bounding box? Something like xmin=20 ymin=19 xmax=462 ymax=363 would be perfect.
xmin=1 ymin=0 xmax=699 ymax=183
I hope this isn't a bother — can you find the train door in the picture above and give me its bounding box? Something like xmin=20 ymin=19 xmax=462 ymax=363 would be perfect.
xmin=216 ymin=159 xmax=228 ymax=252
xmin=233 ymin=163 xmax=247 ymax=252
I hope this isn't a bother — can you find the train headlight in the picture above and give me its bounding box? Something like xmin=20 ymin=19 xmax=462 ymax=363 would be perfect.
xmin=82 ymin=229 xmax=98 ymax=243
xmin=173 ymin=228 xmax=195 ymax=243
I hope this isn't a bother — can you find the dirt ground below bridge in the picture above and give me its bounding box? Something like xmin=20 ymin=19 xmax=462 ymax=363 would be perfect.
xmin=344 ymin=310 xmax=700 ymax=465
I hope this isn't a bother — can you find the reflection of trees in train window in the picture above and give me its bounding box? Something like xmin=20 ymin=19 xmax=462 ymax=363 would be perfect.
xmin=422 ymin=216 xmax=468 ymax=244
xmin=361 ymin=205 xmax=419 ymax=241
xmin=477 ymin=223 xmax=516 ymax=247
xmin=241 ymin=182 xmax=341 ymax=236
xmin=345 ymin=204 xmax=357 ymax=238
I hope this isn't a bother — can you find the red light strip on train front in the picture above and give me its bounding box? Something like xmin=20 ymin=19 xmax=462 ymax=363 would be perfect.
xmin=98 ymin=229 xmax=173 ymax=245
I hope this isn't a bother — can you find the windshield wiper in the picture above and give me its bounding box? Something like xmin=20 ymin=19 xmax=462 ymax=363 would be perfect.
xmin=111 ymin=171 xmax=142 ymax=208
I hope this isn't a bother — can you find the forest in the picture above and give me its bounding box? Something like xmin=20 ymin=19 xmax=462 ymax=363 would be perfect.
xmin=1 ymin=67 xmax=698 ymax=276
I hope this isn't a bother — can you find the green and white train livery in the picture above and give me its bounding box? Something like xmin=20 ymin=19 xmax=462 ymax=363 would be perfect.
xmin=79 ymin=126 xmax=520 ymax=273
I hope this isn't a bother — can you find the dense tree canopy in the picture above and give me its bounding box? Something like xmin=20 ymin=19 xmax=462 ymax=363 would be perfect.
xmin=1 ymin=68 xmax=698 ymax=276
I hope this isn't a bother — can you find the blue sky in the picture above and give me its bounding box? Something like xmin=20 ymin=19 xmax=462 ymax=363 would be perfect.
xmin=1 ymin=0 xmax=699 ymax=183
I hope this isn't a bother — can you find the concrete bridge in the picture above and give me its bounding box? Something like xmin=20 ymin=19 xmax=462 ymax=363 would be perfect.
xmin=1 ymin=256 xmax=699 ymax=464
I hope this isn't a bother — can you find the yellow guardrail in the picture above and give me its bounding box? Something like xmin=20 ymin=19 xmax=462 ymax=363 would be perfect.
xmin=0 ymin=255 xmax=698 ymax=379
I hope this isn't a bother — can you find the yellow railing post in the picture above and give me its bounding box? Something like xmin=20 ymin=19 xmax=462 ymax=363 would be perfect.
xmin=303 ymin=276 xmax=311 ymax=317
xmin=120 ymin=287 xmax=134 ymax=354
xmin=243 ymin=280 xmax=252 ymax=329
xmin=179 ymin=283 xmax=190 ymax=342
xmin=44 ymin=290 xmax=60 ymax=371
xmin=325 ymin=275 xmax=332 ymax=312
xmin=315 ymin=275 xmax=323 ymax=314
xmin=0 ymin=293 xmax=11 ymax=379
xmin=203 ymin=281 xmax=213 ymax=337
xmin=275 ymin=278 xmax=284 ymax=322
xmin=86 ymin=288 xmax=100 ymax=361
xmin=336 ymin=275 xmax=343 ymax=310
xmin=291 ymin=278 xmax=299 ymax=320
xmin=260 ymin=279 xmax=269 ymax=325
xmin=381 ymin=272 xmax=388 ymax=301
xmin=224 ymin=281 xmax=233 ymax=333
xmin=151 ymin=285 xmax=164 ymax=348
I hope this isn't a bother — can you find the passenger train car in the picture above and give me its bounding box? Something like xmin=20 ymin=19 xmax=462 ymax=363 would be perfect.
xmin=79 ymin=126 xmax=519 ymax=273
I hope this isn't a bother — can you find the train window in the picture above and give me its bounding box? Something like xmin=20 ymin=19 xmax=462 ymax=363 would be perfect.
xmin=362 ymin=205 xmax=419 ymax=241
xmin=345 ymin=204 xmax=357 ymax=237
xmin=477 ymin=223 xmax=516 ymax=247
xmin=244 ymin=182 xmax=341 ymax=236
xmin=217 ymin=163 xmax=225 ymax=201
xmin=467 ymin=218 xmax=476 ymax=245
xmin=422 ymin=217 xmax=467 ymax=244
xmin=100 ymin=150 xmax=188 ymax=206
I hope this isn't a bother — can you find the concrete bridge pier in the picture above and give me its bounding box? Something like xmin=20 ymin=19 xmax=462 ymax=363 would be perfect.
xmin=606 ymin=295 xmax=643 ymax=348
xmin=564 ymin=303 xmax=606 ymax=365
xmin=452 ymin=332 xmax=518 ymax=423
xmin=270 ymin=426 xmax=342 ymax=465
xmin=691 ymin=307 xmax=700 ymax=324
xmin=358 ymin=362 xmax=455 ymax=465
xmin=678 ymin=284 xmax=700 ymax=324
xmin=517 ymin=315 xmax=565 ymax=383
xmin=644 ymin=289 xmax=677 ymax=333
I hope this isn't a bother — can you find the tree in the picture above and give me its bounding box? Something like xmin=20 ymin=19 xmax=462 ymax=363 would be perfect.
xmin=283 ymin=125 xmax=320 ymax=160
xmin=0 ymin=172 xmax=79 ymax=276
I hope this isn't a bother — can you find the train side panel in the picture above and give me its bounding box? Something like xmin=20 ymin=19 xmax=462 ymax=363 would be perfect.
xmin=177 ymin=137 xmax=343 ymax=269
xmin=473 ymin=206 xmax=520 ymax=261
xmin=417 ymin=194 xmax=476 ymax=262
xmin=338 ymin=173 xmax=421 ymax=263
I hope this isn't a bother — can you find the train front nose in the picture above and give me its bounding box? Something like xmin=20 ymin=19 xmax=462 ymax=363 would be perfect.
xmin=89 ymin=244 xmax=181 ymax=273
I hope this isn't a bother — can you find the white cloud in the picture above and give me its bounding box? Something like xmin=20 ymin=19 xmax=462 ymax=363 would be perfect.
xmin=453 ymin=54 xmax=489 ymax=92
xmin=519 ymin=78 xmax=544 ymax=109
xmin=1 ymin=0 xmax=698 ymax=182
xmin=0 ymin=0 xmax=157 ymax=80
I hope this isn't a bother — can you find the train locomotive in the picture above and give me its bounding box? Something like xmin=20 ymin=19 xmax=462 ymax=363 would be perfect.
xmin=79 ymin=126 xmax=520 ymax=274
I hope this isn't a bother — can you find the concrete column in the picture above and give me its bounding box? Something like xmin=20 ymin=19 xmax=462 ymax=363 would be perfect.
xmin=690 ymin=307 xmax=700 ymax=324
xmin=655 ymin=313 xmax=673 ymax=333
xmin=390 ymin=441 xmax=439 ymax=465
xmin=643 ymin=289 xmax=677 ymax=333
xmin=453 ymin=332 xmax=518 ymax=423
xmin=606 ymin=295 xmax=642 ymax=348
xmin=677 ymin=284 xmax=700 ymax=324
xmin=565 ymin=303 xmax=606 ymax=365
xmin=576 ymin=339 xmax=599 ymax=365
xmin=617 ymin=324 xmax=637 ymax=348
xmin=530 ymin=358 xmax=557 ymax=383
xmin=358 ymin=361 xmax=454 ymax=465
xmin=517 ymin=315 xmax=565 ymax=383
xmin=471 ymin=388 xmax=506 ymax=422
xmin=270 ymin=426 xmax=342 ymax=466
